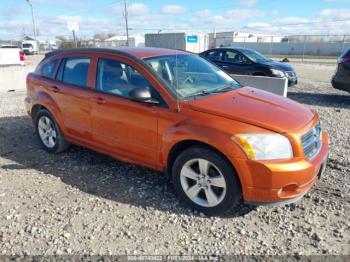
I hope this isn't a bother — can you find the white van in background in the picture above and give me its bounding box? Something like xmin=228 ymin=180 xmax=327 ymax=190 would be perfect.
xmin=0 ymin=46 xmax=25 ymax=66
xmin=21 ymin=40 xmax=38 ymax=55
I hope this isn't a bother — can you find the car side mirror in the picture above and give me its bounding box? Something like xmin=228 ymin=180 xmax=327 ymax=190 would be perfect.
xmin=129 ymin=87 xmax=159 ymax=105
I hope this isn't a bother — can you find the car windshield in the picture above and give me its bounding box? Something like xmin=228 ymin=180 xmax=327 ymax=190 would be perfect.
xmin=239 ymin=49 xmax=272 ymax=63
xmin=145 ymin=54 xmax=241 ymax=100
xmin=23 ymin=44 xmax=33 ymax=48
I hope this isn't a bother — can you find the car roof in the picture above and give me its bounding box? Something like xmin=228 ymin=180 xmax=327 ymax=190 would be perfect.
xmin=206 ymin=47 xmax=255 ymax=52
xmin=46 ymin=47 xmax=189 ymax=60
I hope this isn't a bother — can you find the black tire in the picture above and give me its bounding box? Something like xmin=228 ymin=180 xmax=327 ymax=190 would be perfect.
xmin=35 ymin=109 xmax=69 ymax=153
xmin=172 ymin=146 xmax=241 ymax=215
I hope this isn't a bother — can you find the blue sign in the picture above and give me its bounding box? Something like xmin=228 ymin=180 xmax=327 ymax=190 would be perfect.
xmin=186 ymin=35 xmax=198 ymax=43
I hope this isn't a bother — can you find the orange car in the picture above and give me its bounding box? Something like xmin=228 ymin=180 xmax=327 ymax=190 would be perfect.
xmin=25 ymin=48 xmax=329 ymax=215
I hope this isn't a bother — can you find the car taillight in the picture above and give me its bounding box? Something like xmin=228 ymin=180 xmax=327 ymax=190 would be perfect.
xmin=339 ymin=56 xmax=350 ymax=64
xmin=343 ymin=57 xmax=350 ymax=63
xmin=19 ymin=50 xmax=25 ymax=61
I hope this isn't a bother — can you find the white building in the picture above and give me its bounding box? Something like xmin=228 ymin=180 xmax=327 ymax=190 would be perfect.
xmin=101 ymin=35 xmax=145 ymax=48
xmin=208 ymin=31 xmax=283 ymax=48
xmin=145 ymin=32 xmax=209 ymax=53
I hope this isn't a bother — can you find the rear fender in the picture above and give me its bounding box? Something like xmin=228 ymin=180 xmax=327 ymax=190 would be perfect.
xmin=32 ymin=91 xmax=66 ymax=134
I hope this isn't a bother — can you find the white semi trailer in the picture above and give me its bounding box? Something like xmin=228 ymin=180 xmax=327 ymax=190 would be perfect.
xmin=21 ymin=40 xmax=38 ymax=55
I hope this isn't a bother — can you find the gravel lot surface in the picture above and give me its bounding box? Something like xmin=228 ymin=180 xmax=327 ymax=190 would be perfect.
xmin=0 ymin=57 xmax=349 ymax=256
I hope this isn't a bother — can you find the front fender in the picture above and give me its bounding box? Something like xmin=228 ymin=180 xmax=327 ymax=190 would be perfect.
xmin=160 ymin=118 xmax=247 ymax=167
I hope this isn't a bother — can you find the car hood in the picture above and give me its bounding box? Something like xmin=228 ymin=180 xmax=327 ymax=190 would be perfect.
xmin=187 ymin=87 xmax=315 ymax=133
xmin=261 ymin=60 xmax=294 ymax=71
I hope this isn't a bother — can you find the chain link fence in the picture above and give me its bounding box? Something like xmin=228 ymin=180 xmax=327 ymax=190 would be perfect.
xmin=211 ymin=34 xmax=350 ymax=61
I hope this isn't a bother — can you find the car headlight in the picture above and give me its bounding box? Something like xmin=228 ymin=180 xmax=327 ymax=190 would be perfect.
xmin=270 ymin=69 xmax=285 ymax=77
xmin=235 ymin=134 xmax=293 ymax=160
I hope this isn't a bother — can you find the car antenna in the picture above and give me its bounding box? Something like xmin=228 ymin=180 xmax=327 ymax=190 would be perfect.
xmin=174 ymin=34 xmax=180 ymax=112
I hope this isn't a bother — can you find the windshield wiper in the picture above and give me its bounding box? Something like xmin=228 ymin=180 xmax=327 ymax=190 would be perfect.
xmin=186 ymin=85 xmax=233 ymax=99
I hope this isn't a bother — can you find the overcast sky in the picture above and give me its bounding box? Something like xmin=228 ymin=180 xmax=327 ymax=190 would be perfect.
xmin=1 ymin=0 xmax=350 ymax=39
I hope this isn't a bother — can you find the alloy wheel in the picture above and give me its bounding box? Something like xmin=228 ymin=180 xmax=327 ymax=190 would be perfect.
xmin=38 ymin=116 xmax=57 ymax=148
xmin=180 ymin=158 xmax=227 ymax=207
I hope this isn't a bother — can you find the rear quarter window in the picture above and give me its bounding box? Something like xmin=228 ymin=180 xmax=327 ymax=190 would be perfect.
xmin=206 ymin=50 xmax=223 ymax=61
xmin=342 ymin=47 xmax=350 ymax=58
xmin=40 ymin=59 xmax=59 ymax=79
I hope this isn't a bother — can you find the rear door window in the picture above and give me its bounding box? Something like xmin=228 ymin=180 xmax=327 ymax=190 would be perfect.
xmin=223 ymin=50 xmax=239 ymax=63
xmin=223 ymin=50 xmax=247 ymax=64
xmin=59 ymin=58 xmax=90 ymax=87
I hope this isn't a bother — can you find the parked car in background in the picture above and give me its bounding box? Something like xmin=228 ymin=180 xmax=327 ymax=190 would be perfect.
xmin=22 ymin=40 xmax=38 ymax=55
xmin=25 ymin=47 xmax=328 ymax=215
xmin=0 ymin=46 xmax=25 ymax=66
xmin=332 ymin=47 xmax=350 ymax=93
xmin=200 ymin=47 xmax=298 ymax=86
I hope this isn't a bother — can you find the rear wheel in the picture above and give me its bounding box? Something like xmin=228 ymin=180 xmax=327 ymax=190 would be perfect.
xmin=35 ymin=109 xmax=69 ymax=153
xmin=172 ymin=146 xmax=241 ymax=215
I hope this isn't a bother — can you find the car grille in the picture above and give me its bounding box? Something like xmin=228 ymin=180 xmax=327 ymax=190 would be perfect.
xmin=301 ymin=122 xmax=322 ymax=159
xmin=285 ymin=71 xmax=296 ymax=78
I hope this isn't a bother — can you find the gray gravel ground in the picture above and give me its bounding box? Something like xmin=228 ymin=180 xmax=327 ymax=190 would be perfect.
xmin=0 ymin=61 xmax=349 ymax=257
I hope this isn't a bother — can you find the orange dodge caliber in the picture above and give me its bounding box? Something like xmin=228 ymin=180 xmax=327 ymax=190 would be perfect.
xmin=25 ymin=48 xmax=329 ymax=215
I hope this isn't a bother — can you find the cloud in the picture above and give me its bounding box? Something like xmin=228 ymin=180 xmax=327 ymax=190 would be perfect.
xmin=239 ymin=0 xmax=259 ymax=7
xmin=277 ymin=16 xmax=309 ymax=25
xmin=162 ymin=5 xmax=186 ymax=14
xmin=2 ymin=1 xmax=350 ymax=40
xmin=128 ymin=3 xmax=149 ymax=15
xmin=196 ymin=9 xmax=211 ymax=17
xmin=2 ymin=5 xmax=27 ymax=19
xmin=110 ymin=2 xmax=149 ymax=16
xmin=246 ymin=10 xmax=350 ymax=35
xmin=189 ymin=9 xmax=265 ymax=30
xmin=318 ymin=8 xmax=350 ymax=20
xmin=226 ymin=9 xmax=265 ymax=21
xmin=31 ymin=0 xmax=85 ymax=8
xmin=246 ymin=22 xmax=272 ymax=29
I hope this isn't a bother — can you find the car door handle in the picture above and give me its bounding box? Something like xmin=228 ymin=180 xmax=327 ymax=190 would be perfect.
xmin=91 ymin=97 xmax=106 ymax=105
xmin=49 ymin=86 xmax=59 ymax=93
xmin=222 ymin=65 xmax=229 ymax=68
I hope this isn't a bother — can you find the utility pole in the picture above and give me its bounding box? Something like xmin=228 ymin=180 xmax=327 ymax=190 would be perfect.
xmin=123 ymin=0 xmax=129 ymax=46
xmin=72 ymin=30 xmax=77 ymax=48
xmin=213 ymin=27 xmax=216 ymax=48
xmin=25 ymin=0 xmax=37 ymax=47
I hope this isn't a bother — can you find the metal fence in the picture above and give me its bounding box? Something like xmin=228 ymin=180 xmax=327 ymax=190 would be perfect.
xmin=211 ymin=34 xmax=350 ymax=60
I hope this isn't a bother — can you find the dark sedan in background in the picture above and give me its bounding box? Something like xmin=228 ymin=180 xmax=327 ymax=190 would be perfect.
xmin=200 ymin=47 xmax=298 ymax=86
xmin=332 ymin=47 xmax=350 ymax=93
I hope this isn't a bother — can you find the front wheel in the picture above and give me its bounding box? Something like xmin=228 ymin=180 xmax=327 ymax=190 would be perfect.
xmin=172 ymin=147 xmax=241 ymax=215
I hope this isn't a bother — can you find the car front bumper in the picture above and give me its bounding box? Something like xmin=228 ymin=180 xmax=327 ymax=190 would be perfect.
xmin=288 ymin=77 xmax=298 ymax=87
xmin=231 ymin=131 xmax=329 ymax=205
xmin=332 ymin=78 xmax=350 ymax=93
